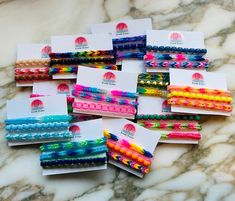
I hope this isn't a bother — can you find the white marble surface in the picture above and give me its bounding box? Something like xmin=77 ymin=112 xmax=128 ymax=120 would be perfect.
xmin=0 ymin=0 xmax=235 ymax=201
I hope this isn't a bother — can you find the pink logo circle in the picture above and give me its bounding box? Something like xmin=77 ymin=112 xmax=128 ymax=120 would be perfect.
xmin=103 ymin=72 xmax=116 ymax=81
xmin=75 ymin=37 xmax=87 ymax=46
xmin=41 ymin=45 xmax=51 ymax=58
xmin=169 ymin=32 xmax=183 ymax=41
xmin=57 ymin=83 xmax=70 ymax=94
xmin=31 ymin=99 xmax=43 ymax=109
xmin=123 ymin=124 xmax=136 ymax=135
xmin=192 ymin=72 xmax=204 ymax=81
xmin=116 ymin=22 xmax=128 ymax=32
xmin=69 ymin=125 xmax=80 ymax=134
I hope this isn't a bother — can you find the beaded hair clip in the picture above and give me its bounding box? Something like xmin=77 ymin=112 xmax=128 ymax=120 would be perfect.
xmin=138 ymin=73 xmax=169 ymax=80
xmin=117 ymin=52 xmax=145 ymax=59
xmin=73 ymin=84 xmax=106 ymax=94
xmin=40 ymin=145 xmax=108 ymax=161
xmin=108 ymin=151 xmax=150 ymax=174
xmin=145 ymin=61 xmax=209 ymax=69
xmin=137 ymin=87 xmax=168 ymax=98
xmin=136 ymin=114 xmax=201 ymax=121
xmin=41 ymin=156 xmax=106 ymax=168
xmin=110 ymin=90 xmax=138 ymax=98
xmin=104 ymin=130 xmax=153 ymax=158
xmin=138 ymin=79 xmax=169 ymax=88
xmin=50 ymin=57 xmax=116 ymax=66
xmin=145 ymin=45 xmax=207 ymax=55
xmin=15 ymin=74 xmax=52 ymax=81
xmin=72 ymin=90 xmax=138 ymax=107
xmin=6 ymin=131 xmax=73 ymax=142
xmin=114 ymin=44 xmax=146 ymax=51
xmin=73 ymin=101 xmax=136 ymax=116
xmin=160 ymin=132 xmax=201 ymax=140
xmin=15 ymin=59 xmax=50 ymax=67
xmin=5 ymin=115 xmax=72 ymax=125
xmin=138 ymin=121 xmax=201 ymax=131
xmin=167 ymin=97 xmax=232 ymax=112
xmin=40 ymin=137 xmax=107 ymax=152
xmin=15 ymin=67 xmax=50 ymax=74
xmin=144 ymin=53 xmax=207 ymax=62
xmin=49 ymin=50 xmax=115 ymax=59
xmin=112 ymin=35 xmax=146 ymax=44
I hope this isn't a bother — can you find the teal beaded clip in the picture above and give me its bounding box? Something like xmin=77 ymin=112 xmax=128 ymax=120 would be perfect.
xmin=5 ymin=115 xmax=72 ymax=125
xmin=40 ymin=145 xmax=108 ymax=161
xmin=40 ymin=137 xmax=107 ymax=152
xmin=6 ymin=122 xmax=70 ymax=132
xmin=6 ymin=131 xmax=73 ymax=142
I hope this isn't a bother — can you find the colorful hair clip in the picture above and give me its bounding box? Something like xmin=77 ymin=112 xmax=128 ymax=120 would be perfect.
xmin=161 ymin=132 xmax=201 ymax=140
xmin=138 ymin=79 xmax=169 ymax=88
xmin=145 ymin=46 xmax=207 ymax=55
xmin=108 ymin=151 xmax=150 ymax=174
xmin=145 ymin=61 xmax=209 ymax=69
xmin=73 ymin=101 xmax=136 ymax=116
xmin=40 ymin=145 xmax=108 ymax=161
xmin=138 ymin=121 xmax=201 ymax=130
xmin=41 ymin=157 xmax=106 ymax=168
xmin=50 ymin=57 xmax=116 ymax=66
xmin=168 ymin=97 xmax=233 ymax=112
xmin=40 ymin=137 xmax=107 ymax=152
xmin=136 ymin=114 xmax=201 ymax=121
xmin=72 ymin=90 xmax=138 ymax=107
xmin=104 ymin=130 xmax=153 ymax=158
xmin=15 ymin=74 xmax=52 ymax=81
xmin=144 ymin=53 xmax=207 ymax=61
xmin=168 ymin=91 xmax=232 ymax=103
xmin=6 ymin=131 xmax=73 ymax=142
xmin=49 ymin=50 xmax=115 ymax=59
xmin=5 ymin=122 xmax=70 ymax=132
xmin=138 ymin=73 xmax=169 ymax=81
xmin=107 ymin=140 xmax=151 ymax=166
xmin=49 ymin=67 xmax=77 ymax=75
xmin=117 ymin=52 xmax=145 ymax=59
xmin=110 ymin=90 xmax=138 ymax=98
xmin=15 ymin=67 xmax=50 ymax=75
xmin=168 ymin=85 xmax=231 ymax=96
xmin=15 ymin=59 xmax=50 ymax=67
xmin=73 ymin=84 xmax=106 ymax=94
xmin=5 ymin=115 xmax=72 ymax=125
xmin=113 ymin=44 xmax=146 ymax=51
xmin=137 ymin=87 xmax=168 ymax=97
xmin=112 ymin=35 xmax=146 ymax=44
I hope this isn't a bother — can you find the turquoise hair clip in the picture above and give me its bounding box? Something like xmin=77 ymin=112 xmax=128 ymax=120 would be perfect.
xmin=5 ymin=122 xmax=70 ymax=132
xmin=6 ymin=131 xmax=73 ymax=142
xmin=40 ymin=137 xmax=107 ymax=152
xmin=5 ymin=115 xmax=72 ymax=125
xmin=40 ymin=145 xmax=108 ymax=161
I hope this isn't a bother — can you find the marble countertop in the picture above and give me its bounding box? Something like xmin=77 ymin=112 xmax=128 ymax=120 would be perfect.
xmin=0 ymin=0 xmax=235 ymax=201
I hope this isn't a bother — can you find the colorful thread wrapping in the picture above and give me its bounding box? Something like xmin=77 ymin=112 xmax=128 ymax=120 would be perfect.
xmin=161 ymin=132 xmax=201 ymax=140
xmin=15 ymin=74 xmax=51 ymax=81
xmin=137 ymin=87 xmax=168 ymax=97
xmin=6 ymin=131 xmax=73 ymax=142
xmin=168 ymin=85 xmax=231 ymax=96
xmin=107 ymin=139 xmax=151 ymax=166
xmin=112 ymin=35 xmax=146 ymax=44
xmin=50 ymin=57 xmax=116 ymax=66
xmin=5 ymin=115 xmax=72 ymax=125
xmin=5 ymin=122 xmax=70 ymax=132
xmin=145 ymin=60 xmax=208 ymax=69
xmin=138 ymin=73 xmax=169 ymax=80
xmin=49 ymin=50 xmax=115 ymax=59
xmin=15 ymin=59 xmax=50 ymax=67
xmin=145 ymin=46 xmax=207 ymax=55
xmin=40 ymin=145 xmax=108 ymax=161
xmin=138 ymin=121 xmax=201 ymax=130
xmin=138 ymin=79 xmax=169 ymax=88
xmin=117 ymin=52 xmax=145 ymax=59
xmin=136 ymin=114 xmax=201 ymax=121
xmin=73 ymin=101 xmax=136 ymax=116
xmin=167 ymin=91 xmax=232 ymax=103
xmin=40 ymin=137 xmax=107 ymax=152
xmin=108 ymin=151 xmax=150 ymax=174
xmin=110 ymin=90 xmax=138 ymax=98
xmin=144 ymin=53 xmax=207 ymax=61
xmin=41 ymin=157 xmax=106 ymax=168
xmin=73 ymin=84 xmax=106 ymax=94
xmin=104 ymin=130 xmax=153 ymax=158
xmin=72 ymin=90 xmax=138 ymax=107
xmin=168 ymin=97 xmax=232 ymax=112
xmin=113 ymin=43 xmax=146 ymax=51
xmin=15 ymin=68 xmax=50 ymax=74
